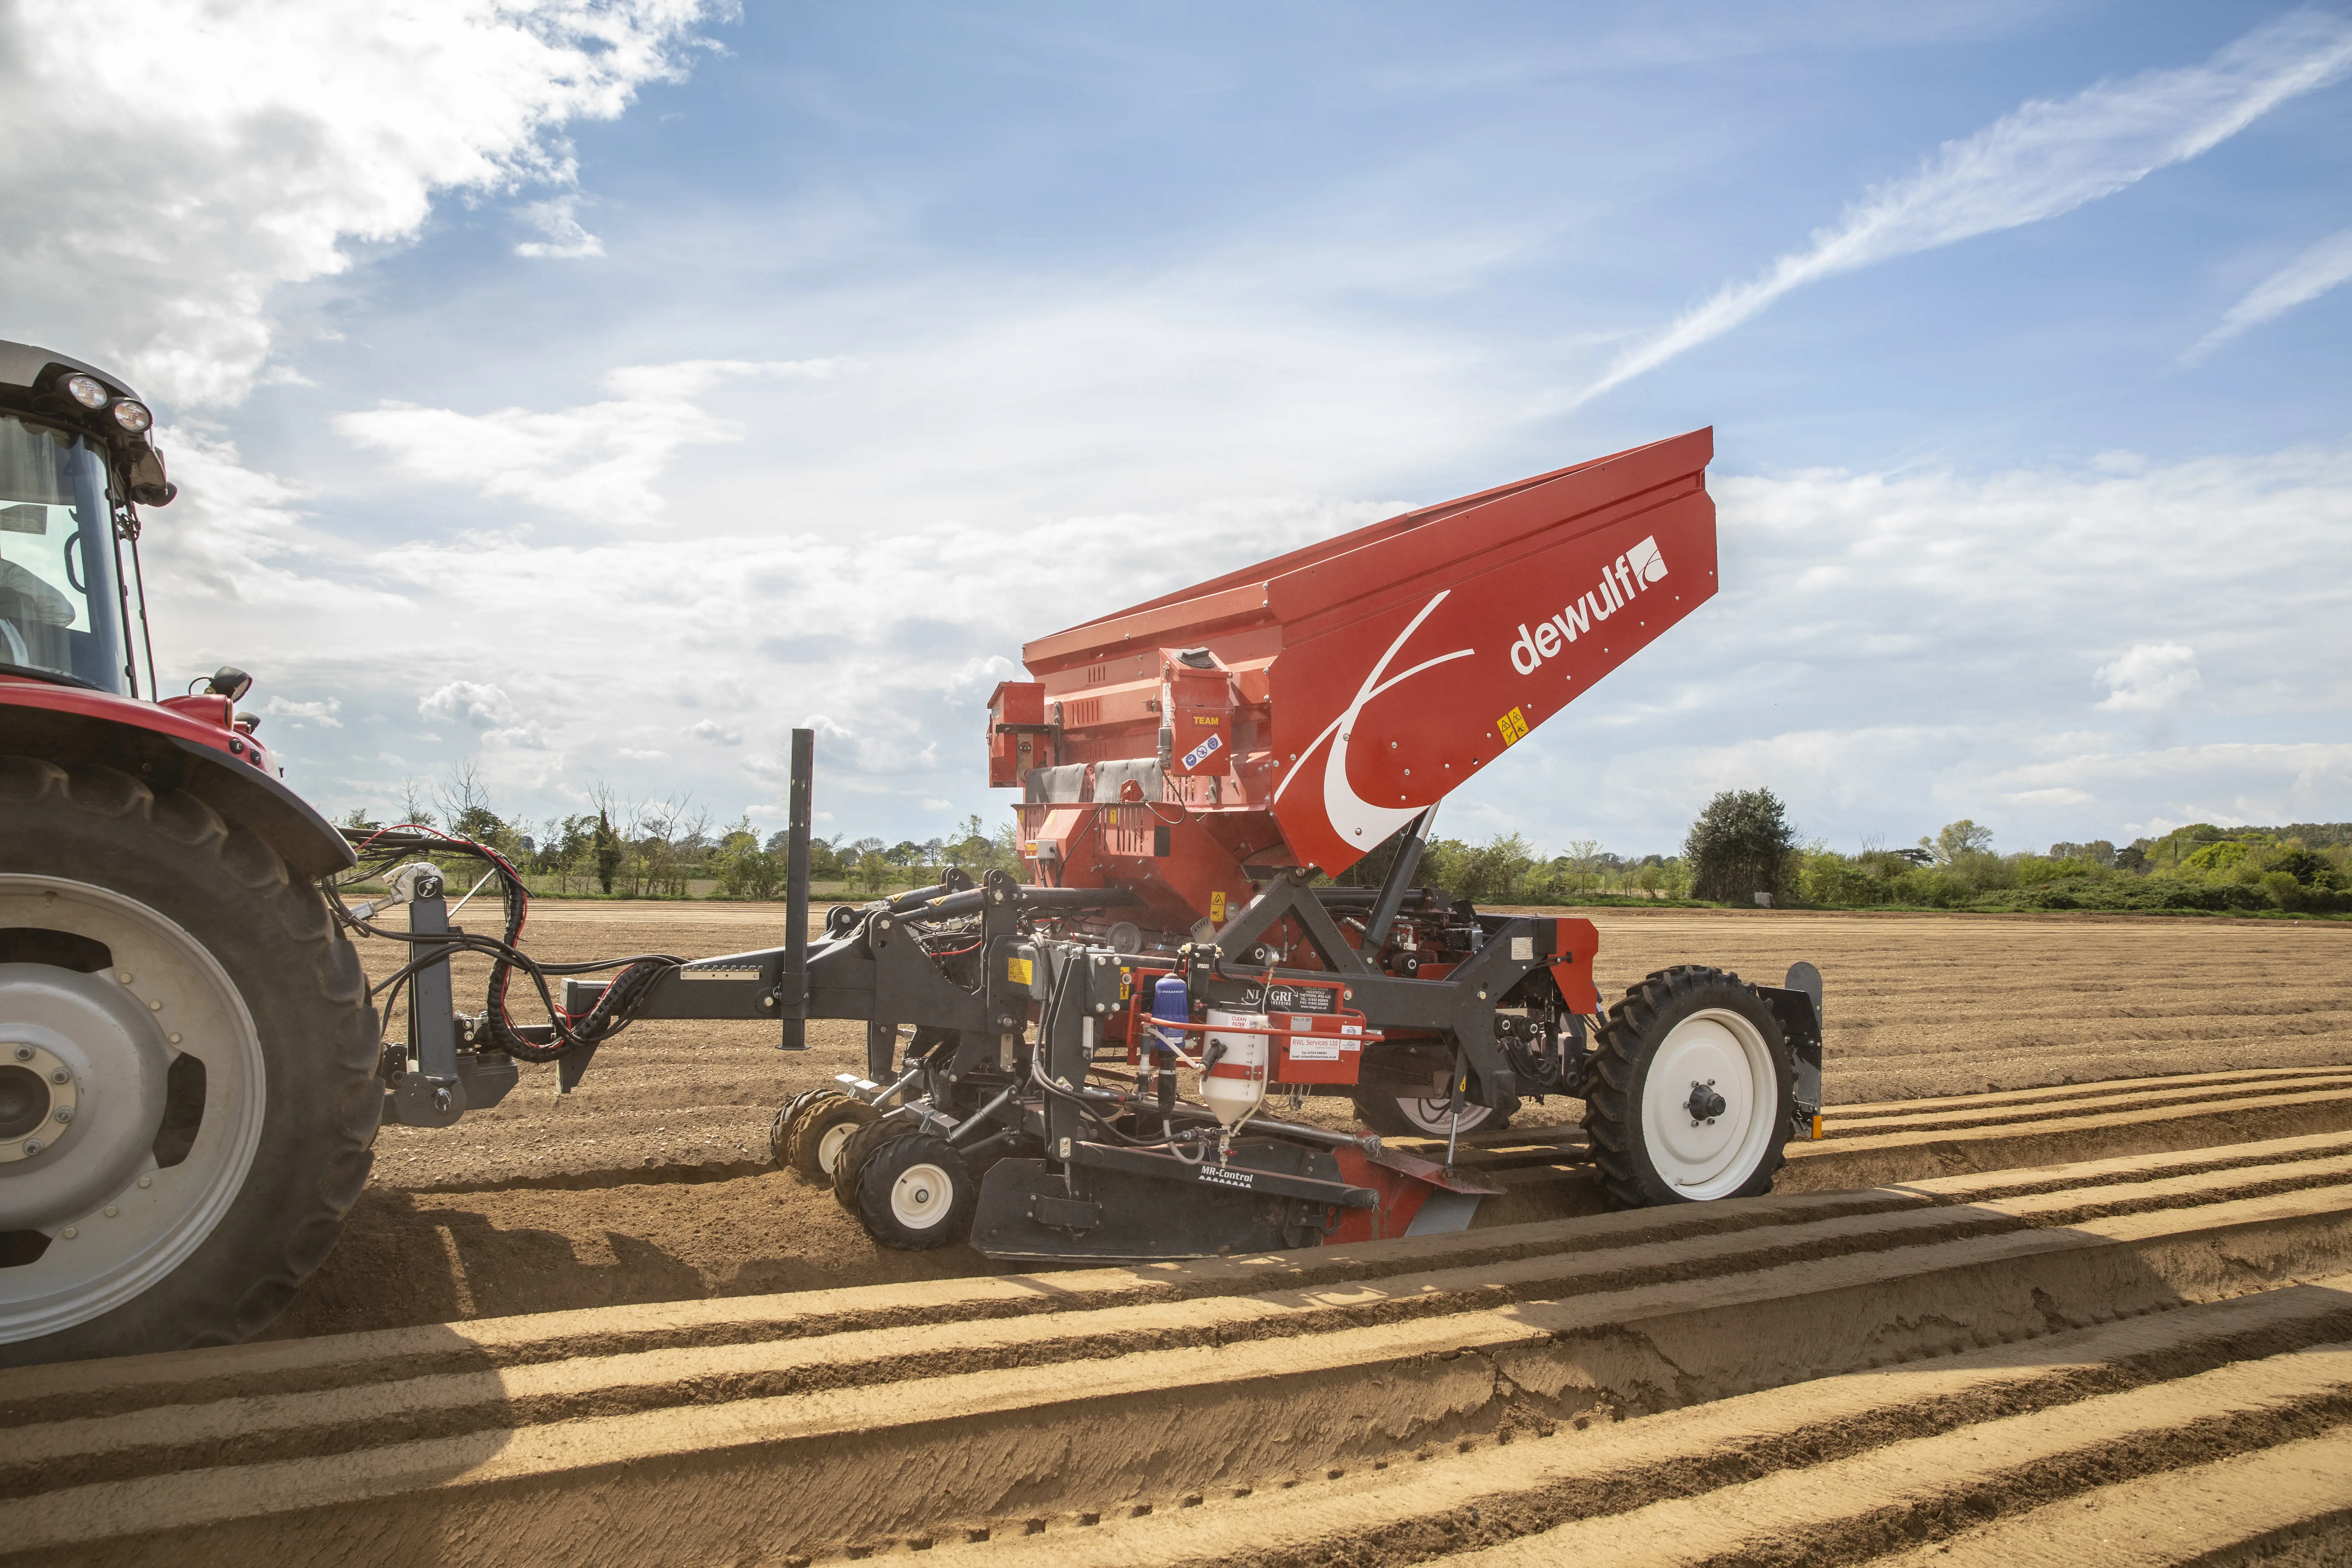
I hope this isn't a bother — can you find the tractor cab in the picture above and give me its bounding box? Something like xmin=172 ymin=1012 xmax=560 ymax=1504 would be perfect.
xmin=0 ymin=341 xmax=174 ymax=699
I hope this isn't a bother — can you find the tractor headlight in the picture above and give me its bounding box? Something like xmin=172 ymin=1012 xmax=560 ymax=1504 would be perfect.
xmin=61 ymin=373 xmax=109 ymax=410
xmin=112 ymin=400 xmax=152 ymax=433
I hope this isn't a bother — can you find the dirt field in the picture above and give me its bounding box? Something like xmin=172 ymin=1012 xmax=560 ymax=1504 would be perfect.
xmin=10 ymin=903 xmax=2352 ymax=1565
xmin=265 ymin=903 xmax=2352 ymax=1342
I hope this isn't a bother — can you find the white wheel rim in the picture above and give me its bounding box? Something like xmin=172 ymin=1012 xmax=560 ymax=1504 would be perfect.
xmin=889 ymin=1161 xmax=954 ymax=1229
xmin=1393 ymin=1096 xmax=1497 ymax=1137
xmin=816 ymin=1121 xmax=858 ymax=1175
xmin=0 ymin=875 xmax=267 ymax=1343
xmin=1639 ymin=1006 xmax=1775 ymax=1199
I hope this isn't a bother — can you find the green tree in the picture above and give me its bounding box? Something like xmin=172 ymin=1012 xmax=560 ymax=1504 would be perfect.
xmin=592 ymin=810 xmax=621 ymax=895
xmin=1685 ymin=789 xmax=1796 ymax=904
xmin=1566 ymin=839 xmax=1603 ymax=896
xmin=1924 ymin=819 xmax=1995 ymax=864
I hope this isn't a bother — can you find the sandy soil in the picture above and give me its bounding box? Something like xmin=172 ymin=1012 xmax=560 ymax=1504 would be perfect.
xmin=20 ymin=1132 xmax=2352 ymax=1566
xmin=357 ymin=901 xmax=2352 ymax=1189
xmin=259 ymin=903 xmax=2352 ymax=1344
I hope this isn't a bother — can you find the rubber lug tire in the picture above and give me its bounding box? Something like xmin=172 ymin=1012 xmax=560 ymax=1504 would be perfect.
xmin=831 ymin=1112 xmax=911 ymax=1211
xmin=0 ymin=758 xmax=378 ymax=1366
xmin=787 ymin=1097 xmax=878 ymax=1181
xmin=854 ymin=1133 xmax=974 ymax=1250
xmin=770 ymin=1087 xmax=831 ymax=1167
xmin=1580 ymin=964 xmax=1796 ymax=1210
xmin=776 ymin=1090 xmax=847 ymax=1178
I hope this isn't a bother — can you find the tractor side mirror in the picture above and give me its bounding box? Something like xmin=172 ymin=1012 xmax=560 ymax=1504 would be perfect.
xmin=205 ymin=665 xmax=253 ymax=702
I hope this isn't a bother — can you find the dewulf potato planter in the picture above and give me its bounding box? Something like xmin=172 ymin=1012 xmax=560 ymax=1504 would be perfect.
xmin=0 ymin=333 xmax=1820 ymax=1366
xmin=646 ymin=427 xmax=1825 ymax=1258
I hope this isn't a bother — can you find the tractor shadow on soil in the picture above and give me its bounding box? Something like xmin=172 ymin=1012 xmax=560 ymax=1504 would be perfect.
xmin=262 ymin=1169 xmax=1004 ymax=1340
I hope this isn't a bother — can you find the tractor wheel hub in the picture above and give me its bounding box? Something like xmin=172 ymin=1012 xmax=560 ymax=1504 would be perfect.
xmin=0 ymin=970 xmax=163 ymax=1226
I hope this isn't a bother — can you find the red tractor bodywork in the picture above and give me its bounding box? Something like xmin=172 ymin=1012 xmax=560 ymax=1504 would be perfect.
xmin=994 ymin=428 xmax=1717 ymax=935
xmin=0 ymin=675 xmax=354 ymax=880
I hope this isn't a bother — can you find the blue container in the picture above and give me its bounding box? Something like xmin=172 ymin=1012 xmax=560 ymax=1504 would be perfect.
xmin=1150 ymin=975 xmax=1189 ymax=1059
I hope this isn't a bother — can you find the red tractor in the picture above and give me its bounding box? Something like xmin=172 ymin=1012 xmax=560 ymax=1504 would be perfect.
xmin=0 ymin=340 xmax=378 ymax=1366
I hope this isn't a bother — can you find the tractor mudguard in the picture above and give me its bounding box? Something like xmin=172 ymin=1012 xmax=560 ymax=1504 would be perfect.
xmin=0 ymin=696 xmax=354 ymax=878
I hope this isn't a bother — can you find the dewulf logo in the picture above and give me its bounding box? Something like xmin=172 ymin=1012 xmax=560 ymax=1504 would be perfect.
xmin=1510 ymin=536 xmax=1669 ymax=675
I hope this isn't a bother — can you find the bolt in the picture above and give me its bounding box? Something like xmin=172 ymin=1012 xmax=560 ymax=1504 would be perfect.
xmin=431 ymin=1087 xmax=453 ymax=1113
xmin=148 ymin=999 xmax=163 ymax=1011
xmin=12 ymin=1045 xmax=29 ymax=1062
xmin=104 ymin=1205 xmax=118 ymax=1218
xmin=51 ymin=1069 xmax=68 ymax=1084
xmin=138 ymin=1176 xmax=152 ymax=1189
xmin=53 ymin=1107 xmax=71 ymax=1124
xmin=168 ymin=1033 xmax=182 ymax=1044
xmin=117 ymin=971 xmax=132 ymax=984
xmin=59 ymin=1226 xmax=75 ymax=1239
xmin=23 ymin=1139 xmax=42 ymax=1154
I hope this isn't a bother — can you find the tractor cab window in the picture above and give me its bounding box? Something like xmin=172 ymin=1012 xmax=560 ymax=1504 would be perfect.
xmin=0 ymin=413 xmax=127 ymax=693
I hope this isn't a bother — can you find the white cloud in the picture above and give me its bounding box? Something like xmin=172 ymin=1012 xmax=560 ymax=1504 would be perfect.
xmin=514 ymin=194 xmax=606 ymax=260
xmin=419 ymin=680 xmax=518 ymax=727
xmin=264 ymin=694 xmax=343 ymax=728
xmin=335 ymin=358 xmax=852 ymax=524
xmin=1578 ymin=10 xmax=2352 ymax=403
xmin=2185 ymin=226 xmax=2352 ymax=364
xmin=688 ymin=719 xmax=743 ymax=745
xmin=2096 ymin=643 xmax=2203 ymax=713
xmin=0 ymin=0 xmax=723 ymax=408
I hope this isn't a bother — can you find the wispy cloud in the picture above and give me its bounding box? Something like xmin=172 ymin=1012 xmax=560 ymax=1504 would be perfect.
xmin=515 ymin=195 xmax=606 ymax=260
xmin=1577 ymin=10 xmax=2352 ymax=404
xmin=2184 ymin=225 xmax=2352 ymax=363
xmin=335 ymin=358 xmax=852 ymax=525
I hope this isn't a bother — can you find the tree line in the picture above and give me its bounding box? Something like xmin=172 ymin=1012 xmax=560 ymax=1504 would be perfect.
xmin=340 ymin=765 xmax=2351 ymax=916
xmin=1677 ymin=788 xmax=2352 ymax=916
xmin=338 ymin=763 xmax=1024 ymax=900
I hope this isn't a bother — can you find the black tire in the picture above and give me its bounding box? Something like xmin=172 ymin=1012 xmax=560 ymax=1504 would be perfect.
xmin=769 ymin=1087 xmax=831 ymax=1166
xmin=854 ymin=1134 xmax=974 ymax=1250
xmin=787 ymin=1096 xmax=877 ymax=1181
xmin=831 ymin=1112 xmax=910 ymax=1211
xmin=0 ymin=758 xmax=378 ymax=1365
xmin=1350 ymin=1090 xmax=1514 ymax=1138
xmin=775 ymin=1090 xmax=845 ymax=1177
xmin=1582 ymin=965 xmax=1795 ymax=1209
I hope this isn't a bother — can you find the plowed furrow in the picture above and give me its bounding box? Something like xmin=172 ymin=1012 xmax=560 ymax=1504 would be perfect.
xmin=10 ymin=1133 xmax=2352 ymax=1568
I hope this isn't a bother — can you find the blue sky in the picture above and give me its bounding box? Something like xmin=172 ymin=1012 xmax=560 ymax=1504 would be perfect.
xmin=10 ymin=1 xmax=2351 ymax=855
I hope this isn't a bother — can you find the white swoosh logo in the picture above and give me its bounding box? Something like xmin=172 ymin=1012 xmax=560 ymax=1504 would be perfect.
xmin=1273 ymin=591 xmax=1475 ymax=846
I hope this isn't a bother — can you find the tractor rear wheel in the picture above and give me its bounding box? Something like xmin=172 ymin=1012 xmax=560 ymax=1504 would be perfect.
xmin=1582 ymin=965 xmax=1794 ymax=1208
xmin=787 ymin=1095 xmax=877 ymax=1181
xmin=0 ymin=759 xmax=378 ymax=1365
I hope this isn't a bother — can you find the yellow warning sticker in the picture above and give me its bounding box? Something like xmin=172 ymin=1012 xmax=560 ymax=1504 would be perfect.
xmin=1498 ymin=707 xmax=1530 ymax=746
xmin=1008 ymin=955 xmax=1034 ymax=986
xmin=1210 ymin=890 xmax=1228 ymax=923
